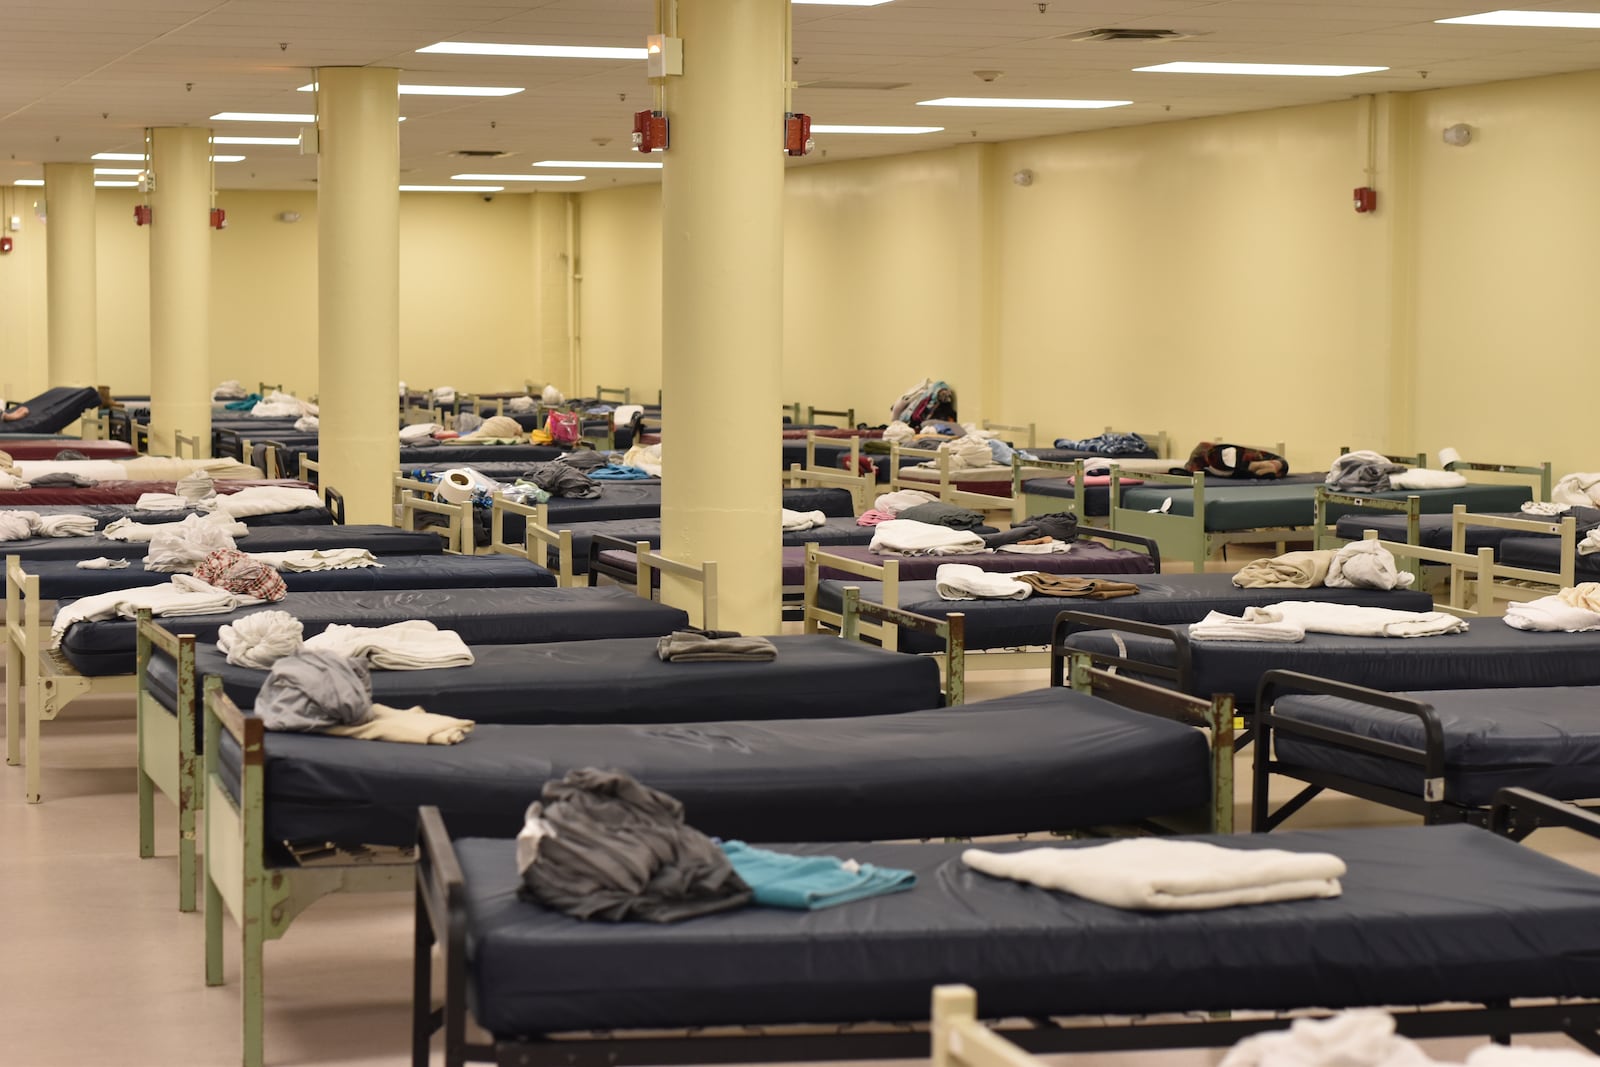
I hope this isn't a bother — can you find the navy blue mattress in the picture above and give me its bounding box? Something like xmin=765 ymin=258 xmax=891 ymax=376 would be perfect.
xmin=164 ymin=634 xmax=939 ymax=737
xmin=0 ymin=523 xmax=442 ymax=563
xmin=12 ymin=504 xmax=331 ymax=530
xmin=453 ymin=824 xmax=1600 ymax=1037
xmin=1272 ymin=686 xmax=1600 ymax=808
xmin=1064 ymin=623 xmax=1600 ymax=703
xmin=0 ymin=387 xmax=102 ymax=434
xmin=815 ymin=575 xmax=1434 ymax=653
xmin=63 ymin=584 xmax=590 ymax=675
xmin=20 ymin=552 xmax=554 ymax=601
xmin=1500 ymin=535 xmax=1600 ymax=579
xmin=1331 ymin=509 xmax=1600 ymax=552
xmin=219 ymin=687 xmax=1208 ymax=847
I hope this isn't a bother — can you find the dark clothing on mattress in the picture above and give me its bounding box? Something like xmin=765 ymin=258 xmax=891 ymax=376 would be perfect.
xmin=0 ymin=387 xmax=102 ymax=435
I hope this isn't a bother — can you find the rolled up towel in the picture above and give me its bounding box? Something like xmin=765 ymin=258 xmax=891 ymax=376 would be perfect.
xmin=935 ymin=563 xmax=1032 ymax=601
xmin=963 ymin=838 xmax=1345 ymax=911
xmin=1189 ymin=609 xmax=1305 ymax=643
xmin=218 ymin=610 xmax=305 ymax=668
xmin=781 ymin=508 xmax=827 ymax=532
xmin=1231 ymin=550 xmax=1334 ymax=589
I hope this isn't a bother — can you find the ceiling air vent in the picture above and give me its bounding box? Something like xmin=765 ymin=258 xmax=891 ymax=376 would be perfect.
xmin=452 ymin=149 xmax=509 ymax=159
xmin=800 ymin=80 xmax=911 ymax=91
xmin=1060 ymin=28 xmax=1191 ymax=42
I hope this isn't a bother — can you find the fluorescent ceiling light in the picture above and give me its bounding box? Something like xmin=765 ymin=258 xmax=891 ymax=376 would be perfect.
xmin=93 ymin=168 xmax=145 ymax=175
xmin=1437 ymin=9 xmax=1600 ymax=27
xmin=211 ymin=136 xmax=301 ymax=145
xmin=211 ymin=112 xmax=314 ymax=122
xmin=401 ymin=184 xmax=504 ymax=192
xmin=417 ymin=41 xmax=647 ymax=59
xmin=917 ymin=97 xmax=1131 ymax=109
xmin=93 ymin=151 xmax=243 ymax=162
xmin=451 ymin=173 xmax=584 ymax=182
xmin=14 ymin=178 xmax=43 ymax=186
xmin=94 ymin=181 xmax=139 ymax=188
xmin=532 ymin=159 xmax=663 ymax=169
xmin=810 ymin=124 xmax=942 ymax=134
xmin=1134 ymin=61 xmax=1388 ymax=76
xmin=297 ymin=82 xmax=524 ymax=96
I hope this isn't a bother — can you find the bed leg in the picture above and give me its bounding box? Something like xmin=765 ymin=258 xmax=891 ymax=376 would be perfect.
xmin=412 ymin=884 xmax=434 ymax=1067
xmin=137 ymin=760 xmax=155 ymax=859
xmin=205 ymin=871 xmax=224 ymax=985
xmin=4 ymin=636 xmax=18 ymax=768
xmin=242 ymin=894 xmax=265 ymax=1067
xmin=24 ymin=679 xmax=42 ymax=803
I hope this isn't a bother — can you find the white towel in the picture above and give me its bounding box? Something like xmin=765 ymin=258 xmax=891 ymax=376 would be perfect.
xmin=34 ymin=513 xmax=96 ymax=538
xmin=218 ymin=610 xmax=305 ymax=668
xmin=247 ymin=548 xmax=380 ymax=572
xmin=1502 ymin=585 xmax=1600 ymax=632
xmin=1220 ymin=1011 xmax=1436 ymax=1067
xmin=1189 ymin=609 xmax=1306 ymax=643
xmin=75 ymin=557 xmax=130 ymax=570
xmin=0 ymin=510 xmax=39 ymax=540
xmin=0 ymin=472 xmax=30 ymax=490
xmin=302 ymin=619 xmax=475 ymax=670
xmin=962 ymin=839 xmax=1344 ymax=911
xmin=1388 ymin=468 xmax=1468 ymax=490
xmin=212 ymin=485 xmax=323 ymax=519
xmin=872 ymin=489 xmax=938 ymax=516
xmin=781 ymin=508 xmax=827 ymax=532
xmin=622 ymin=442 xmax=663 ymax=477
xmin=1325 ymin=540 xmax=1415 ymax=590
xmin=935 ymin=564 xmax=1033 ymax=601
xmin=1520 ymin=501 xmax=1570 ymax=516
xmin=918 ymin=434 xmax=995 ymax=472
xmin=399 ymin=422 xmax=442 ymax=444
xmin=1553 ymin=472 xmax=1600 ymax=508
xmin=869 ymin=518 xmax=986 ymax=557
xmin=145 ymin=514 xmax=244 ymax=573
xmin=50 ymin=575 xmax=266 ymax=644
xmin=136 ymin=492 xmax=192 ymax=511
xmin=997 ymin=540 xmax=1073 ymax=555
xmin=1581 ymin=530 xmax=1600 ymax=557
xmin=1247 ymin=601 xmax=1467 ymax=638
xmin=104 ymin=512 xmax=247 ymax=544
xmin=293 ymin=415 xmax=319 ymax=432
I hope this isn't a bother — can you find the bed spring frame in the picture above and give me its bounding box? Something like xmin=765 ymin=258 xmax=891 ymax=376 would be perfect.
xmin=412 ymin=653 xmax=1251 ymax=1067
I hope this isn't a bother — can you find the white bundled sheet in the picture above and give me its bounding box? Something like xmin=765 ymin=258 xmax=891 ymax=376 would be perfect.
xmin=50 ymin=575 xmax=267 ymax=644
xmin=302 ymin=619 xmax=475 ymax=670
xmin=781 ymin=509 xmax=827 ymax=532
xmin=218 ymin=610 xmax=305 ymax=668
xmin=1246 ymin=601 xmax=1467 ymax=639
xmin=935 ymin=564 xmax=1032 ymax=601
xmin=1326 ymin=540 xmax=1415 ymax=590
xmin=963 ymin=838 xmax=1345 ymax=911
xmin=211 ymin=485 xmax=323 ymax=519
xmin=869 ymin=519 xmax=985 ymax=557
xmin=247 ymin=548 xmax=379 ymax=572
xmin=1502 ymin=584 xmax=1600 ymax=633
xmin=1388 ymin=468 xmax=1468 ymax=490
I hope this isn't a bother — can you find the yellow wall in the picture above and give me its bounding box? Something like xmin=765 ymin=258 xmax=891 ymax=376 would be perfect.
xmin=575 ymin=183 xmax=663 ymax=402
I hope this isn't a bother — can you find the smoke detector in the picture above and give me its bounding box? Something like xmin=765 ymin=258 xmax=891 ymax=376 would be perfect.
xmin=1060 ymin=27 xmax=1193 ymax=42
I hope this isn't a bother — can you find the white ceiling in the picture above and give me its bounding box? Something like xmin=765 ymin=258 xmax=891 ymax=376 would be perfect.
xmin=4 ymin=0 xmax=1600 ymax=191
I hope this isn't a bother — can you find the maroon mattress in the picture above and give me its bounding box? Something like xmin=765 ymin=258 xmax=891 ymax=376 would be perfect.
xmin=0 ymin=478 xmax=313 ymax=506
xmin=0 ymin=440 xmax=137 ymax=460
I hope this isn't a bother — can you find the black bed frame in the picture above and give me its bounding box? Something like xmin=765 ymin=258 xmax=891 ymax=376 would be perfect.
xmin=413 ymin=788 xmax=1600 ymax=1067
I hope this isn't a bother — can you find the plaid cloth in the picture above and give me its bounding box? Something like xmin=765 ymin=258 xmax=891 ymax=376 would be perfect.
xmin=194 ymin=548 xmax=287 ymax=602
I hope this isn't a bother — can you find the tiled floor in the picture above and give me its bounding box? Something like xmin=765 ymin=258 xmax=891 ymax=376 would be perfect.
xmin=3 ymin=672 xmax=1597 ymax=1066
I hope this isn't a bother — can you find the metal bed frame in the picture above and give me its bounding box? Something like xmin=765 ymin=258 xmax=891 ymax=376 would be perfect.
xmin=411 ymin=653 xmax=1243 ymax=1067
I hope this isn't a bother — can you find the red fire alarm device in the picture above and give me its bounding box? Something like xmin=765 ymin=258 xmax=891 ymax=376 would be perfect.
xmin=784 ymin=112 xmax=813 ymax=157
xmin=0 ymin=236 xmax=12 ymax=254
xmin=210 ymin=207 xmax=227 ymax=230
xmin=133 ymin=204 xmax=152 ymax=226
xmin=632 ymin=109 xmax=669 ymax=153
xmin=1353 ymin=187 xmax=1377 ymax=213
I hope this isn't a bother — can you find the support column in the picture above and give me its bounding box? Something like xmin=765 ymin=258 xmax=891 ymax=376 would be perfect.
xmin=43 ymin=163 xmax=99 ymax=389
xmin=148 ymin=128 xmax=213 ymax=457
xmin=317 ymin=67 xmax=400 ymax=524
xmin=660 ymin=0 xmax=786 ymax=634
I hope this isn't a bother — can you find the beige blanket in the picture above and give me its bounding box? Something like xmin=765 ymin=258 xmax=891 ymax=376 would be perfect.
xmin=1232 ymin=550 xmax=1334 ymax=589
xmin=323 ymin=704 xmax=473 ymax=745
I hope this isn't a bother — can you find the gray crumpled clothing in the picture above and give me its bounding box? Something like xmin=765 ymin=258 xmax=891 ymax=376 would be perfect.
xmin=896 ymin=501 xmax=986 ymax=530
xmin=516 ymin=461 xmax=600 ymax=499
xmin=516 ymin=768 xmax=751 ymax=923
xmin=657 ymin=630 xmax=777 ymax=662
xmin=255 ymin=650 xmax=372 ymax=732
xmin=556 ymin=449 xmax=614 ymax=472
xmin=27 ymin=472 xmax=98 ymax=488
xmin=1325 ymin=452 xmax=1407 ymax=494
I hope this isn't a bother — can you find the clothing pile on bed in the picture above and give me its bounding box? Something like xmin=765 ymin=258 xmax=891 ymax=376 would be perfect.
xmin=0 ymin=510 xmax=97 ymax=541
xmin=49 ymin=574 xmax=275 ymax=645
xmin=515 ymin=768 xmax=915 ymax=923
xmin=1052 ymin=431 xmax=1152 ymax=456
xmin=253 ymin=645 xmax=474 ymax=744
xmin=657 ymin=629 xmax=777 ymax=662
xmin=211 ymin=380 xmax=248 ymax=402
xmin=935 ymin=564 xmax=1139 ymax=602
xmin=1502 ymin=583 xmax=1600 ymax=632
xmin=250 ymin=390 xmax=317 ymax=419
xmin=1326 ymin=450 xmax=1466 ymax=493
xmin=1188 ymin=602 xmax=1468 ymax=642
xmin=1232 ymin=541 xmax=1415 ymax=591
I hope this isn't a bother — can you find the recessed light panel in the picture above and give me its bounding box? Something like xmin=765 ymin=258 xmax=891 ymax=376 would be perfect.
xmin=532 ymin=160 xmax=664 ymax=169
xmin=297 ymin=83 xmax=524 ymax=96
xmin=917 ymin=97 xmax=1131 ymax=109
xmin=417 ymin=42 xmax=647 ymax=59
xmin=1437 ymin=9 xmax=1600 ymax=27
xmin=1134 ymin=62 xmax=1387 ymax=76
xmin=450 ymin=174 xmax=584 ymax=182
xmin=401 ymin=185 xmax=505 ymax=192
xmin=810 ymin=124 xmax=943 ymax=134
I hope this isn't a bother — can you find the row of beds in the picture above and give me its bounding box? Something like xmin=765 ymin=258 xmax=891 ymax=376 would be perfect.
xmin=13 ymin=413 xmax=1600 ymax=1066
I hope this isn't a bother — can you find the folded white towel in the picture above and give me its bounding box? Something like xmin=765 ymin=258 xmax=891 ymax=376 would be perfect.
xmin=75 ymin=557 xmax=130 ymax=570
xmin=1502 ymin=585 xmax=1600 ymax=632
xmin=935 ymin=563 xmax=1033 ymax=601
xmin=1325 ymin=540 xmax=1415 ymax=590
xmin=997 ymin=540 xmax=1073 ymax=555
xmin=213 ymin=485 xmax=324 ymax=520
xmin=1388 ymin=468 xmax=1468 ymax=490
xmin=872 ymin=488 xmax=938 ymax=516
xmin=302 ymin=619 xmax=475 ymax=670
xmin=781 ymin=508 xmax=827 ymax=532
xmin=247 ymin=548 xmax=380 ymax=572
xmin=1189 ymin=609 xmax=1305 ymax=643
xmin=50 ymin=575 xmax=267 ymax=644
xmin=136 ymin=492 xmax=192 ymax=511
xmin=1247 ymin=601 xmax=1467 ymax=639
xmin=1520 ymin=500 xmax=1571 ymax=517
xmin=33 ymin=513 xmax=96 ymax=538
xmin=218 ymin=610 xmax=305 ymax=668
xmin=869 ymin=518 xmax=986 ymax=557
xmin=963 ymin=839 xmax=1345 ymax=911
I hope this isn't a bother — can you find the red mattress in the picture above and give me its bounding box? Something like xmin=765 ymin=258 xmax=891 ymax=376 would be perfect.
xmin=0 ymin=479 xmax=312 ymax=507
xmin=0 ymin=440 xmax=137 ymax=460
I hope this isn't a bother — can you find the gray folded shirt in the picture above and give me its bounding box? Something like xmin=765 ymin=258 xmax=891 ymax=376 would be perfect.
xmin=657 ymin=630 xmax=778 ymax=662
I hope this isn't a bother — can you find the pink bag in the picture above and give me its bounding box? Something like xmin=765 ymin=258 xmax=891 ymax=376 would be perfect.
xmin=545 ymin=410 xmax=581 ymax=446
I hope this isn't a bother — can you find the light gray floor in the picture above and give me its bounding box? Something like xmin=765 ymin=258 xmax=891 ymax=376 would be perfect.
xmin=3 ymin=675 xmax=1597 ymax=1067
